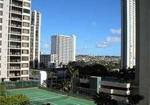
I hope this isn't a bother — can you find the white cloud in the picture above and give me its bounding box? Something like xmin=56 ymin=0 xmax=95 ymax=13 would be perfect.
xmin=110 ymin=28 xmax=121 ymax=35
xmin=96 ymin=28 xmax=121 ymax=48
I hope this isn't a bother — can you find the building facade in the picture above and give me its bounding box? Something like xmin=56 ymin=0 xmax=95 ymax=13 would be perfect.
xmin=40 ymin=54 xmax=51 ymax=69
xmin=51 ymin=35 xmax=76 ymax=67
xmin=0 ymin=0 xmax=31 ymax=81
xmin=121 ymin=0 xmax=136 ymax=69
xmin=136 ymin=0 xmax=150 ymax=105
xmin=30 ymin=10 xmax=41 ymax=69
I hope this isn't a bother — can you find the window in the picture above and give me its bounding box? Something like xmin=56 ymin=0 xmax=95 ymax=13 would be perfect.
xmin=22 ymin=43 xmax=29 ymax=47
xmin=22 ymin=56 xmax=28 ymax=61
xmin=23 ymin=22 xmax=29 ymax=27
xmin=23 ymin=9 xmax=30 ymax=14
xmin=0 ymin=3 xmax=3 ymax=8
xmin=23 ymin=2 xmax=30 ymax=7
xmin=22 ymin=70 xmax=28 ymax=75
xmin=23 ymin=16 xmax=30 ymax=20
xmin=0 ymin=18 xmax=2 ymax=23
xmin=0 ymin=11 xmax=2 ymax=16
xmin=22 ymin=36 xmax=29 ymax=40
xmin=0 ymin=33 xmax=2 ymax=38
xmin=22 ymin=63 xmax=28 ymax=68
xmin=0 ymin=40 xmax=2 ymax=45
xmin=22 ymin=29 xmax=29 ymax=34
xmin=22 ymin=50 xmax=29 ymax=54
xmin=0 ymin=26 xmax=2 ymax=30
xmin=0 ymin=48 xmax=1 ymax=53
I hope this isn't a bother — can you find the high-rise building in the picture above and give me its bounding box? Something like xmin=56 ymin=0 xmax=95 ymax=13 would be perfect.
xmin=50 ymin=35 xmax=76 ymax=67
xmin=121 ymin=0 xmax=136 ymax=69
xmin=0 ymin=0 xmax=31 ymax=81
xmin=30 ymin=10 xmax=41 ymax=69
xmin=136 ymin=0 xmax=150 ymax=105
xmin=40 ymin=54 xmax=51 ymax=69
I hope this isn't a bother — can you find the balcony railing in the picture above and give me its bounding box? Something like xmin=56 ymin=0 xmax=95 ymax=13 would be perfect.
xmin=11 ymin=17 xmax=22 ymax=21
xmin=9 ymin=59 xmax=21 ymax=62
xmin=9 ymin=45 xmax=21 ymax=48
xmin=11 ymin=10 xmax=22 ymax=15
xmin=9 ymin=52 xmax=21 ymax=56
xmin=9 ymin=66 xmax=21 ymax=70
xmin=9 ymin=38 xmax=21 ymax=41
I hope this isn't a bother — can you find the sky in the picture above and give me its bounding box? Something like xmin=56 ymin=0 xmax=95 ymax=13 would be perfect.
xmin=32 ymin=0 xmax=121 ymax=56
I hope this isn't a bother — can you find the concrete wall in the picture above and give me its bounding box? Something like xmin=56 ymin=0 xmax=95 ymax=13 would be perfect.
xmin=136 ymin=0 xmax=150 ymax=105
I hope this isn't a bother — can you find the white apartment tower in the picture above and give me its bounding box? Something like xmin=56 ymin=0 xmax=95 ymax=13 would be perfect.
xmin=30 ymin=10 xmax=41 ymax=69
xmin=51 ymin=35 xmax=76 ymax=67
xmin=121 ymin=0 xmax=136 ymax=69
xmin=0 ymin=0 xmax=31 ymax=81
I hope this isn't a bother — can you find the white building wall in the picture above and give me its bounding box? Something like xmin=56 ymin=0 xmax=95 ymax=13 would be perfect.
xmin=51 ymin=35 xmax=76 ymax=67
xmin=30 ymin=10 xmax=41 ymax=69
xmin=122 ymin=0 xmax=136 ymax=69
xmin=0 ymin=0 xmax=10 ymax=79
xmin=0 ymin=0 xmax=31 ymax=81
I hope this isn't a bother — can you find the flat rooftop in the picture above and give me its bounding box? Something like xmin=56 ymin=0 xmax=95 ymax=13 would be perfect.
xmin=8 ymin=88 xmax=95 ymax=105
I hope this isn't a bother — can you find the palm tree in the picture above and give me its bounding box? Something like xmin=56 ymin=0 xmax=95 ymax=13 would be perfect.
xmin=67 ymin=62 xmax=79 ymax=93
xmin=128 ymin=94 xmax=144 ymax=105
xmin=62 ymin=80 xmax=71 ymax=92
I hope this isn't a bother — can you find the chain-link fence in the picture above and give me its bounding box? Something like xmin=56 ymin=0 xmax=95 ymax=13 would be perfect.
xmin=1 ymin=80 xmax=40 ymax=89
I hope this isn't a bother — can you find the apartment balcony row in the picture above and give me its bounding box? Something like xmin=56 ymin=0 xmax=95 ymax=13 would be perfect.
xmin=8 ymin=66 xmax=21 ymax=70
xmin=11 ymin=17 xmax=22 ymax=21
xmin=9 ymin=45 xmax=21 ymax=49
xmin=9 ymin=73 xmax=21 ymax=78
xmin=101 ymin=81 xmax=131 ymax=89
xmin=9 ymin=52 xmax=21 ymax=56
xmin=11 ymin=3 xmax=22 ymax=8
xmin=9 ymin=38 xmax=21 ymax=42
xmin=10 ymin=31 xmax=21 ymax=35
xmin=100 ymin=88 xmax=130 ymax=96
xmin=9 ymin=59 xmax=21 ymax=63
xmin=10 ymin=24 xmax=22 ymax=28
xmin=11 ymin=10 xmax=22 ymax=15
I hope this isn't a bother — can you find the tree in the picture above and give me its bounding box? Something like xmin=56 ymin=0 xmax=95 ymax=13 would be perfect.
xmin=0 ymin=94 xmax=30 ymax=105
xmin=128 ymin=94 xmax=144 ymax=105
xmin=0 ymin=84 xmax=7 ymax=96
xmin=67 ymin=62 xmax=79 ymax=93
xmin=93 ymin=92 xmax=118 ymax=105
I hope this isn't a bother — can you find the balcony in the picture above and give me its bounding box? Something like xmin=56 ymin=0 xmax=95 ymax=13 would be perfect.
xmin=9 ymin=52 xmax=21 ymax=56
xmin=11 ymin=17 xmax=22 ymax=21
xmin=100 ymin=88 xmax=130 ymax=96
xmin=10 ymin=24 xmax=22 ymax=29
xmin=101 ymin=81 xmax=131 ymax=88
xmin=9 ymin=38 xmax=21 ymax=42
xmin=9 ymin=59 xmax=21 ymax=63
xmin=9 ymin=66 xmax=21 ymax=70
xmin=9 ymin=45 xmax=21 ymax=49
xmin=11 ymin=10 xmax=22 ymax=15
xmin=9 ymin=72 xmax=21 ymax=77
xmin=11 ymin=3 xmax=22 ymax=8
xmin=10 ymin=31 xmax=21 ymax=35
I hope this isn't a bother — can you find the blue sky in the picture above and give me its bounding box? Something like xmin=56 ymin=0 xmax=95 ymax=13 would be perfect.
xmin=32 ymin=0 xmax=121 ymax=56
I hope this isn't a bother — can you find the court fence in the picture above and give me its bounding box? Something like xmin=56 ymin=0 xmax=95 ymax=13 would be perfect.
xmin=1 ymin=80 xmax=40 ymax=89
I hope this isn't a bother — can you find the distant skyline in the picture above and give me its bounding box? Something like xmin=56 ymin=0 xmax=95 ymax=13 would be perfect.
xmin=32 ymin=0 xmax=121 ymax=56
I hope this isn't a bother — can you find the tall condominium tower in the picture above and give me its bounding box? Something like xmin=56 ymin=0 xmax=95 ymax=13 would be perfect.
xmin=0 ymin=0 xmax=31 ymax=81
xmin=136 ymin=0 xmax=150 ymax=104
xmin=30 ymin=10 xmax=41 ymax=69
xmin=121 ymin=0 xmax=136 ymax=69
xmin=51 ymin=35 xmax=76 ymax=67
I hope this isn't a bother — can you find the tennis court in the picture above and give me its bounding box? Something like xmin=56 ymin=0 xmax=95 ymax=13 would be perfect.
xmin=8 ymin=88 xmax=96 ymax=105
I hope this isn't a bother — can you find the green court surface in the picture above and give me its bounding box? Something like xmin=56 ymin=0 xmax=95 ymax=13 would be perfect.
xmin=8 ymin=88 xmax=96 ymax=105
